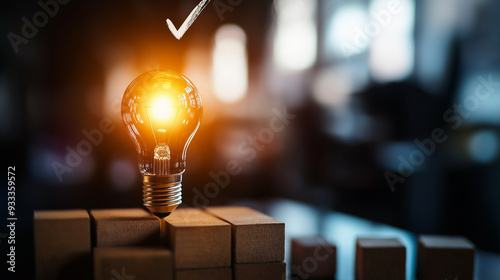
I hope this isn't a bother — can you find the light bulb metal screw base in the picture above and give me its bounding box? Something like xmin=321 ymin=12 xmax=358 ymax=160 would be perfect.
xmin=142 ymin=174 xmax=182 ymax=218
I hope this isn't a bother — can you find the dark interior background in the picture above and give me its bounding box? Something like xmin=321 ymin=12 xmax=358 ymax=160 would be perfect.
xmin=1 ymin=0 xmax=500 ymax=278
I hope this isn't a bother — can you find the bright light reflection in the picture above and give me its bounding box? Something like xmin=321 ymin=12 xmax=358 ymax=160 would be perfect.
xmin=369 ymin=35 xmax=414 ymax=81
xmin=369 ymin=0 xmax=415 ymax=82
xmin=212 ymin=24 xmax=248 ymax=104
xmin=328 ymin=4 xmax=369 ymax=57
xmin=273 ymin=0 xmax=317 ymax=71
xmin=150 ymin=96 xmax=177 ymax=123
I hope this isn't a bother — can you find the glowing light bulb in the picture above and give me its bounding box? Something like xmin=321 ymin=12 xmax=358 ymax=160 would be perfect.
xmin=121 ymin=70 xmax=203 ymax=218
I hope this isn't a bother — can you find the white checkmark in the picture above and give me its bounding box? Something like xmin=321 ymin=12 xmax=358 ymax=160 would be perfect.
xmin=166 ymin=0 xmax=212 ymax=40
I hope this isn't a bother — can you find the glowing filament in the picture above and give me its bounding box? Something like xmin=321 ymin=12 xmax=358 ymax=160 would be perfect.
xmin=154 ymin=129 xmax=170 ymax=175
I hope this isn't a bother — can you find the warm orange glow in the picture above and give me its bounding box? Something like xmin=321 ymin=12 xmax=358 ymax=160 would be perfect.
xmin=150 ymin=96 xmax=178 ymax=124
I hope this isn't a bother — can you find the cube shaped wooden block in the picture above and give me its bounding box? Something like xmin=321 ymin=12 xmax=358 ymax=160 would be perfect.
xmin=34 ymin=209 xmax=91 ymax=280
xmin=234 ymin=262 xmax=286 ymax=280
xmin=94 ymin=247 xmax=173 ymax=280
xmin=176 ymin=267 xmax=232 ymax=280
xmin=164 ymin=208 xmax=231 ymax=269
xmin=417 ymin=235 xmax=475 ymax=280
xmin=291 ymin=236 xmax=336 ymax=279
xmin=90 ymin=208 xmax=161 ymax=247
xmin=205 ymin=206 xmax=285 ymax=263
xmin=355 ymin=238 xmax=406 ymax=280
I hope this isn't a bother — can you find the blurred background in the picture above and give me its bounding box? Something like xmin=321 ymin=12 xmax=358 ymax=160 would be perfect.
xmin=1 ymin=0 xmax=500 ymax=278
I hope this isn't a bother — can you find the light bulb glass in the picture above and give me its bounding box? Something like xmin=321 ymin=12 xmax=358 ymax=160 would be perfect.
xmin=121 ymin=70 xmax=202 ymax=217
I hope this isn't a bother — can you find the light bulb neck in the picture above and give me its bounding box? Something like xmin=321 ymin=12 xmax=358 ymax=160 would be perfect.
xmin=142 ymin=174 xmax=182 ymax=218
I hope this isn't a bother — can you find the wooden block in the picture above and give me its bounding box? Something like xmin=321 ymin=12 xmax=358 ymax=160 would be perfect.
xmin=176 ymin=267 xmax=232 ymax=280
xmin=205 ymin=206 xmax=285 ymax=263
xmin=291 ymin=236 xmax=336 ymax=279
xmin=417 ymin=235 xmax=475 ymax=280
xmin=355 ymin=238 xmax=406 ymax=280
xmin=94 ymin=247 xmax=173 ymax=280
xmin=234 ymin=262 xmax=286 ymax=280
xmin=34 ymin=209 xmax=91 ymax=280
xmin=90 ymin=208 xmax=161 ymax=247
xmin=164 ymin=208 xmax=231 ymax=269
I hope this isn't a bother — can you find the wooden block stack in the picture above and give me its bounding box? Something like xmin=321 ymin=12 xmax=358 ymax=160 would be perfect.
xmin=94 ymin=247 xmax=173 ymax=280
xmin=417 ymin=235 xmax=475 ymax=280
xmin=163 ymin=208 xmax=232 ymax=269
xmin=34 ymin=206 xmax=285 ymax=280
xmin=89 ymin=209 xmax=170 ymax=279
xmin=290 ymin=236 xmax=336 ymax=279
xmin=287 ymin=235 xmax=477 ymax=280
xmin=205 ymin=206 xmax=286 ymax=280
xmin=34 ymin=209 xmax=91 ymax=280
xmin=35 ymin=207 xmax=481 ymax=280
xmin=233 ymin=262 xmax=286 ymax=280
xmin=90 ymin=208 xmax=161 ymax=247
xmin=355 ymin=238 xmax=406 ymax=280
xmin=205 ymin=206 xmax=285 ymax=263
xmin=176 ymin=267 xmax=233 ymax=280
